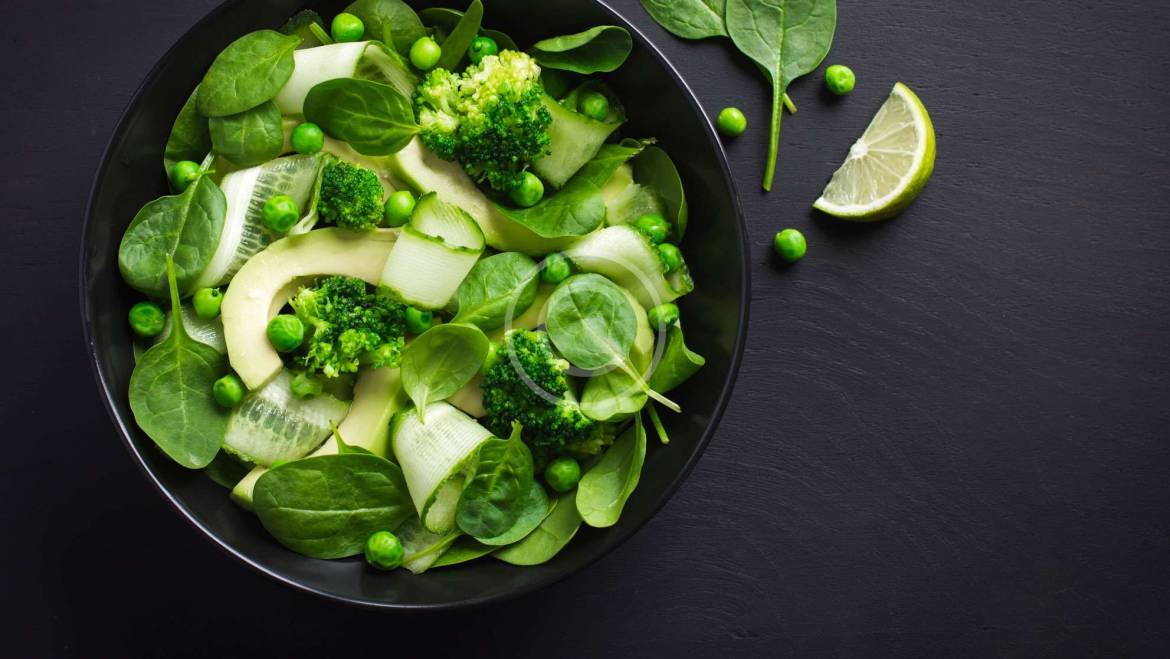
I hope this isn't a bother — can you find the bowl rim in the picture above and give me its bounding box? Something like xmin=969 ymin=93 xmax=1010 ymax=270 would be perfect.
xmin=79 ymin=0 xmax=751 ymax=611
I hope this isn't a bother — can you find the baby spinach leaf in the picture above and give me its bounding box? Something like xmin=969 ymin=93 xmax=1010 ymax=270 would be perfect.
xmin=400 ymin=323 xmax=490 ymax=420
xmin=346 ymin=0 xmax=426 ymax=56
xmin=474 ymin=480 xmax=552 ymax=546
xmin=204 ymin=450 xmax=253 ymax=488
xmin=396 ymin=516 xmax=460 ymax=573
xmin=129 ymin=259 xmax=228 ymax=469
xmin=546 ymin=273 xmax=638 ymax=371
xmin=163 ymin=87 xmax=211 ymax=176
xmin=530 ymin=26 xmax=632 ymax=74
xmin=253 ymin=453 xmax=413 ymax=559
xmin=303 ymin=78 xmax=418 ymax=156
xmin=724 ymin=0 xmax=836 ymax=190
xmin=632 ymin=146 xmax=689 ymax=239
xmin=493 ymin=490 xmax=581 ymax=565
xmin=581 ymin=367 xmax=648 ymax=422
xmin=197 ymin=30 xmax=301 ymax=117
xmin=436 ymin=0 xmax=483 ymax=72
xmin=118 ymin=174 xmax=226 ymax=298
xmin=456 ymin=425 xmax=535 ymax=540
xmin=418 ymin=7 xmax=518 ymax=51
xmin=648 ymin=324 xmax=706 ymax=394
xmin=576 ymin=414 xmax=646 ymax=528
xmin=639 ymin=0 xmax=727 ymax=39
xmin=208 ymin=100 xmax=284 ymax=167
xmin=280 ymin=10 xmax=330 ymax=49
xmin=452 ymin=252 xmax=540 ymax=331
xmin=432 ymin=536 xmax=496 ymax=568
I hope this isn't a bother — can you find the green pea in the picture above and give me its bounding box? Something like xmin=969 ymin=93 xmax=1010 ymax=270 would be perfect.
xmin=262 ymin=195 xmax=300 ymax=233
xmin=192 ymin=287 xmax=223 ymax=320
xmin=579 ymin=91 xmax=610 ymax=121
xmin=824 ymin=65 xmax=856 ymax=95
xmin=634 ymin=213 xmax=671 ymax=244
xmin=510 ymin=171 xmax=545 ymax=208
xmin=267 ymin=314 xmax=305 ymax=352
xmin=544 ymin=457 xmax=581 ymax=493
xmin=290 ymin=122 xmax=325 ymax=154
xmin=331 ymin=12 xmax=365 ymax=42
xmin=773 ymin=228 xmax=807 ymax=262
xmin=657 ymin=243 xmax=683 ymax=273
xmin=468 ymin=36 xmax=499 ymax=64
xmin=128 ymin=301 xmax=166 ymax=338
xmin=364 ymin=530 xmax=405 ymax=570
xmin=383 ymin=190 xmax=416 ymax=227
xmin=716 ymin=107 xmax=747 ymax=137
xmin=410 ymin=37 xmax=442 ymax=71
xmin=648 ymin=303 xmax=680 ymax=330
xmin=290 ymin=372 xmax=323 ymax=399
xmin=170 ymin=160 xmax=201 ymax=192
xmin=405 ymin=306 xmax=433 ymax=335
xmin=212 ymin=374 xmax=245 ymax=408
xmin=541 ymin=252 xmax=573 ymax=284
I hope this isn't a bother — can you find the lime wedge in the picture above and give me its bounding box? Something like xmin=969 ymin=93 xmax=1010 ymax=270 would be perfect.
xmin=813 ymin=83 xmax=936 ymax=221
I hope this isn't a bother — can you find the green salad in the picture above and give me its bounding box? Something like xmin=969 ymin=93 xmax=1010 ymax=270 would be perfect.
xmin=118 ymin=1 xmax=706 ymax=573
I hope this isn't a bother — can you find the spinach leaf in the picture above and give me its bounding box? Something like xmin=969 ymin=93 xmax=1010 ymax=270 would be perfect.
xmin=346 ymin=0 xmax=426 ymax=56
xmin=576 ymin=414 xmax=646 ymax=528
xmin=400 ymin=323 xmax=490 ymax=420
xmin=435 ymin=0 xmax=483 ymax=72
xmin=253 ymin=453 xmax=413 ymax=559
xmin=163 ymin=87 xmax=210 ymax=176
xmin=332 ymin=423 xmax=375 ymax=456
xmin=475 ymin=480 xmax=552 ymax=546
xmin=118 ymin=174 xmax=226 ymax=298
xmin=493 ymin=490 xmax=581 ymax=565
xmin=632 ymin=146 xmax=689 ymax=239
xmin=456 ymin=424 xmax=535 ymax=540
xmin=432 ymin=536 xmax=496 ymax=568
xmin=639 ymin=0 xmax=728 ymax=39
xmin=197 ymin=30 xmax=301 ymax=117
xmin=725 ymin=0 xmax=836 ymax=190
xmin=545 ymin=273 xmax=637 ymax=371
xmin=128 ymin=259 xmax=228 ymax=469
xmin=418 ymin=7 xmax=518 ymax=51
xmin=204 ymin=450 xmax=253 ymax=488
xmin=648 ymin=324 xmax=706 ymax=394
xmin=530 ymin=26 xmax=632 ymax=74
xmin=494 ymin=141 xmax=645 ymax=238
xmin=581 ymin=367 xmax=647 ymax=422
xmin=208 ymin=100 xmax=283 ymax=167
xmin=303 ymin=78 xmax=418 ymax=156
xmin=396 ymin=516 xmax=460 ymax=573
xmin=452 ymin=252 xmax=540 ymax=331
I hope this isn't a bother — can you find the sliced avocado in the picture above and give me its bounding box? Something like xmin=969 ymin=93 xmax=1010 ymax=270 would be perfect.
xmin=221 ymin=228 xmax=398 ymax=390
xmin=531 ymin=95 xmax=621 ymax=189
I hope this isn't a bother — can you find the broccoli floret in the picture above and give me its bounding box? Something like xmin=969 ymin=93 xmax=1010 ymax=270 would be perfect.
xmin=414 ymin=50 xmax=552 ymax=194
xmin=289 ymin=276 xmax=405 ymax=378
xmin=482 ymin=329 xmax=616 ymax=465
xmin=317 ymin=161 xmax=384 ymax=230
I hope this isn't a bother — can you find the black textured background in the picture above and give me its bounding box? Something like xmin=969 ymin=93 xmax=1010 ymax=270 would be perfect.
xmin=4 ymin=0 xmax=1169 ymax=656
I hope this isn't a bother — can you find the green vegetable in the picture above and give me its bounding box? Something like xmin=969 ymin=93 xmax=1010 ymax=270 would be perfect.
xmin=208 ymin=101 xmax=284 ymax=167
xmin=197 ymin=30 xmax=301 ymax=117
xmin=648 ymin=324 xmax=705 ymax=394
xmin=631 ymin=146 xmax=689 ymax=239
xmin=364 ymin=530 xmax=404 ymax=569
xmin=128 ymin=301 xmax=166 ymax=338
xmin=280 ymin=9 xmax=330 ymax=49
xmin=331 ymin=12 xmax=365 ymax=42
xmin=396 ymin=516 xmax=460 ymax=573
xmin=566 ymin=225 xmax=693 ymax=309
xmin=401 ymin=323 xmax=490 ymax=420
xmin=192 ymin=288 xmax=223 ymax=320
xmin=658 ymin=243 xmax=683 ymax=273
xmin=646 ymin=404 xmax=670 ymax=445
xmin=434 ymin=0 xmax=483 ymax=71
xmin=261 ymin=194 xmax=300 ymax=233
xmin=418 ymin=7 xmax=518 ymax=52
xmin=647 ymin=302 xmax=679 ymax=329
xmin=317 ymin=160 xmax=384 ymax=230
xmin=345 ymin=0 xmax=425 ymax=56
xmin=129 ymin=258 xmax=228 ymax=469
xmin=383 ymin=190 xmax=416 ymax=227
xmin=562 ymin=80 xmax=626 ymax=124
xmin=541 ymin=252 xmax=572 ymax=285
xmin=432 ymin=536 xmax=496 ymax=567
xmin=578 ymin=91 xmax=610 ymax=121
xmin=118 ymin=173 xmax=226 ymax=299
xmin=724 ymin=0 xmax=837 ymax=190
xmin=579 ymin=289 xmax=654 ymax=422
xmin=253 ymin=453 xmax=413 ymax=558
xmin=164 ymin=89 xmax=211 ymax=175
xmin=530 ymin=26 xmax=632 ymax=74
xmin=773 ymin=228 xmax=807 ymax=262
xmin=717 ymin=106 xmax=747 ymax=137
xmin=452 ymin=252 xmax=540 ymax=331
xmin=474 ymin=480 xmax=552 ymax=546
xmin=509 ymin=172 xmax=545 ymax=208
xmin=544 ymin=456 xmax=581 ymax=493
xmin=275 ymin=41 xmax=418 ymax=115
xmin=576 ymin=414 xmax=646 ymax=527
xmin=456 ymin=423 xmax=535 ymax=540
xmin=405 ymin=306 xmax=433 ymax=334
xmin=291 ymin=122 xmax=325 ymax=154
xmin=634 ymin=213 xmax=671 ymax=244
xmin=204 ymin=450 xmax=253 ymax=488
xmin=824 ymin=63 xmax=855 ymax=94
xmin=532 ymin=94 xmax=622 ymax=189
xmin=638 ymin=0 xmax=728 ymax=39
xmin=170 ymin=160 xmax=202 ymax=193
xmin=409 ymin=37 xmax=442 ymax=70
xmin=379 ymin=193 xmax=486 ymax=309
xmin=493 ymin=489 xmax=582 ymax=565
xmin=303 ymin=78 xmax=418 ymax=156
xmin=213 ymin=373 xmax=246 ymax=408
xmin=290 ymin=372 xmax=323 ymax=399
xmin=155 ymin=304 xmax=226 ymax=353
xmin=266 ymin=315 xmax=304 ymax=353
xmin=290 ymin=275 xmax=407 ymax=377
xmin=468 ymin=36 xmax=498 ymax=64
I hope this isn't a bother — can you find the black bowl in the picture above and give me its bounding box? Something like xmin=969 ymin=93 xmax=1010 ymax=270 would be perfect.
xmin=81 ymin=0 xmax=748 ymax=609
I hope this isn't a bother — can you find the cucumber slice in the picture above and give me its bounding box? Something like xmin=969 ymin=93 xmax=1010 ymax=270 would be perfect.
xmin=565 ymin=225 xmax=694 ymax=308
xmin=379 ymin=193 xmax=485 ymax=309
xmin=605 ymin=183 xmax=665 ymax=227
xmin=274 ymin=41 xmax=417 ymax=116
xmin=391 ymin=402 xmax=492 ymax=534
xmin=395 ymin=516 xmax=459 ymax=574
xmin=531 ymin=95 xmax=621 ymax=188
xmin=223 ymin=371 xmax=349 ymax=467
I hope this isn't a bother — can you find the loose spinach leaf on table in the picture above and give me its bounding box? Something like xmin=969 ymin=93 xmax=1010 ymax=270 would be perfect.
xmin=530 ymin=26 xmax=632 ymax=74
xmin=647 ymin=324 xmax=706 ymax=394
xmin=631 ymin=146 xmax=689 ymax=239
xmin=725 ymin=0 xmax=836 ymax=190
xmin=452 ymin=252 xmax=540 ymax=331
xmin=456 ymin=424 xmax=536 ymax=540
xmin=576 ymin=414 xmax=646 ymax=528
xmin=400 ymin=323 xmax=490 ymax=420
xmin=303 ymin=78 xmax=418 ymax=156
xmin=493 ymin=490 xmax=581 ymax=565
xmin=418 ymin=7 xmax=518 ymax=51
xmin=129 ymin=259 xmax=228 ymax=469
xmin=208 ymin=100 xmax=284 ymax=167
xmin=475 ymin=480 xmax=552 ymax=546
xmin=197 ymin=30 xmax=301 ymax=117
xmin=118 ymin=174 xmax=226 ymax=298
xmin=346 ymin=0 xmax=426 ymax=56
xmin=253 ymin=453 xmax=413 ymax=559
xmin=163 ymin=87 xmax=211 ymax=176
xmin=435 ymin=0 xmax=483 ymax=71
xmin=639 ymin=0 xmax=728 ymax=39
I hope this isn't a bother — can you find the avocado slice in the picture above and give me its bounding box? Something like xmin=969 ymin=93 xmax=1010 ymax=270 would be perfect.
xmin=531 ymin=95 xmax=621 ymax=189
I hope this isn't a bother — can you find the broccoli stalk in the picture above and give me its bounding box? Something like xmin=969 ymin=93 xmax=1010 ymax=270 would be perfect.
xmin=289 ymin=276 xmax=406 ymax=378
xmin=317 ymin=160 xmax=385 ymax=230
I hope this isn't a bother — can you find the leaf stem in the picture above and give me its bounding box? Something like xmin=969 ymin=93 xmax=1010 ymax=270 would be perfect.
xmin=310 ymin=22 xmax=334 ymax=46
xmin=783 ymin=93 xmax=797 ymax=114
xmin=164 ymin=255 xmax=187 ymax=343
xmin=762 ymin=82 xmax=783 ymax=191
xmin=646 ymin=404 xmax=669 ymax=445
xmin=615 ymin=360 xmax=681 ymax=413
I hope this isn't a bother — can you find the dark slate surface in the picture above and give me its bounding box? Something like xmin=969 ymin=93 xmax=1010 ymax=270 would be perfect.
xmin=3 ymin=0 xmax=1169 ymax=655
